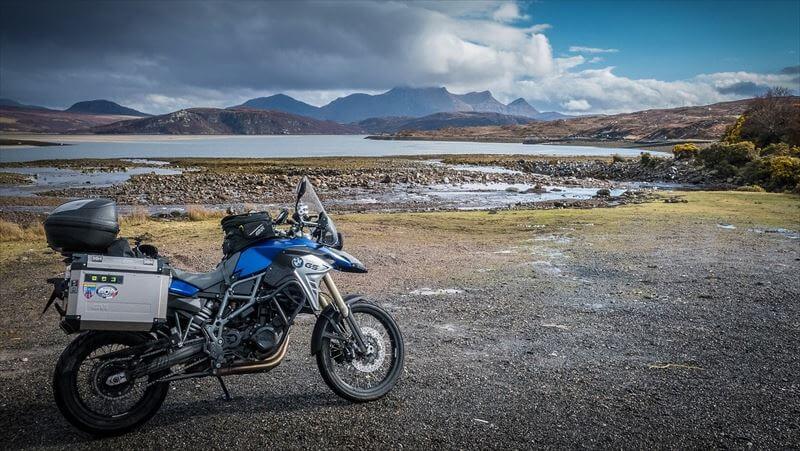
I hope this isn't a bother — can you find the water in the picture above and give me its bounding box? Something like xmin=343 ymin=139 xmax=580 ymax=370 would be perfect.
xmin=0 ymin=135 xmax=649 ymax=162
xmin=0 ymin=166 xmax=183 ymax=197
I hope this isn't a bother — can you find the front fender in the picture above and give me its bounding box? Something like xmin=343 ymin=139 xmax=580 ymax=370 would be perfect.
xmin=310 ymin=294 xmax=367 ymax=355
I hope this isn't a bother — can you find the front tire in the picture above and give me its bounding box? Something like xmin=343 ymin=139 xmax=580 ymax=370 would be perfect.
xmin=53 ymin=331 xmax=169 ymax=436
xmin=316 ymin=301 xmax=405 ymax=402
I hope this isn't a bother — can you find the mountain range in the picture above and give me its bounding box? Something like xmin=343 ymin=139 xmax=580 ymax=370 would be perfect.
xmin=0 ymin=88 xmax=768 ymax=141
xmin=90 ymin=108 xmax=359 ymax=135
xmin=238 ymin=87 xmax=563 ymax=122
xmin=0 ymin=87 xmax=564 ymax=134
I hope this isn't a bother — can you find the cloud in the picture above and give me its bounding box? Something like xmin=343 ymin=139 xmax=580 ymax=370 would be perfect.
xmin=569 ymin=46 xmax=619 ymax=54
xmin=715 ymin=81 xmax=767 ymax=96
xmin=0 ymin=0 xmax=797 ymax=115
xmin=492 ymin=2 xmax=528 ymax=22
xmin=562 ymin=99 xmax=591 ymax=111
xmin=515 ymin=67 xmax=799 ymax=114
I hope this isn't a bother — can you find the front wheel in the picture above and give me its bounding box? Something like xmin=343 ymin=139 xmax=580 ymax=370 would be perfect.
xmin=53 ymin=331 xmax=169 ymax=436
xmin=316 ymin=301 xmax=405 ymax=402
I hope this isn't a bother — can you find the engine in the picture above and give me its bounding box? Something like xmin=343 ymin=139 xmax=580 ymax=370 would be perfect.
xmin=217 ymin=282 xmax=305 ymax=362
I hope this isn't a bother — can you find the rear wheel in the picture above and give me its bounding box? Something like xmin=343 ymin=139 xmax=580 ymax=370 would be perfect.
xmin=316 ymin=301 xmax=404 ymax=402
xmin=53 ymin=331 xmax=169 ymax=436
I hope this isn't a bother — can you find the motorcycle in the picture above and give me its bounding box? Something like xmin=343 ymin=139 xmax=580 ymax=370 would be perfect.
xmin=43 ymin=177 xmax=405 ymax=436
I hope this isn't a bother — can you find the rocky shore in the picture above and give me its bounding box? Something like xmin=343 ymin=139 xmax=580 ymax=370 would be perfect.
xmin=41 ymin=162 xmax=625 ymax=205
xmin=1 ymin=155 xmax=727 ymax=213
xmin=447 ymin=156 xmax=730 ymax=185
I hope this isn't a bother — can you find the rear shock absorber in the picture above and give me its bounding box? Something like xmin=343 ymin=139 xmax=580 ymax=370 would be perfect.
xmin=187 ymin=300 xmax=215 ymax=334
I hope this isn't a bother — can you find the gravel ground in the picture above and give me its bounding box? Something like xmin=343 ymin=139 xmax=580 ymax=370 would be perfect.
xmin=1 ymin=200 xmax=799 ymax=449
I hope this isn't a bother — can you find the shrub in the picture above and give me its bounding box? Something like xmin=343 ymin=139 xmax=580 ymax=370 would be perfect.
xmin=612 ymin=154 xmax=626 ymax=163
xmin=741 ymin=155 xmax=800 ymax=193
xmin=760 ymin=142 xmax=800 ymax=158
xmin=697 ymin=141 xmax=758 ymax=177
xmin=672 ymin=143 xmax=700 ymax=160
xmin=639 ymin=152 xmax=662 ymax=167
xmin=739 ymin=87 xmax=800 ymax=147
xmin=722 ymin=115 xmax=746 ymax=144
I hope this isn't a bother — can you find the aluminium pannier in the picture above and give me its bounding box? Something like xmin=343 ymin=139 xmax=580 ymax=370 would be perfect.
xmin=61 ymin=254 xmax=171 ymax=333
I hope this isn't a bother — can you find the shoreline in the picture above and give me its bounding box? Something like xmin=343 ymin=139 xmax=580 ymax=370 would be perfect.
xmin=1 ymin=132 xmax=677 ymax=154
xmin=365 ymin=135 xmax=697 ymax=153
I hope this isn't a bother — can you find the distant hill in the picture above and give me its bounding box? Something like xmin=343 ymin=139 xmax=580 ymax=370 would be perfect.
xmin=0 ymin=98 xmax=50 ymax=110
xmin=239 ymin=87 xmax=552 ymax=123
xmin=382 ymin=98 xmax=784 ymax=143
xmin=0 ymin=106 xmax=147 ymax=133
xmin=88 ymin=107 xmax=361 ymax=135
xmin=457 ymin=91 xmax=509 ymax=114
xmin=238 ymin=94 xmax=321 ymax=118
xmin=506 ymin=98 xmax=539 ymax=117
xmin=358 ymin=111 xmax=535 ymax=134
xmin=66 ymin=100 xmax=150 ymax=117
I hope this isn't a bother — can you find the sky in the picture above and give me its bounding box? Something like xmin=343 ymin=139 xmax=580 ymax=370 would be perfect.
xmin=0 ymin=0 xmax=798 ymax=115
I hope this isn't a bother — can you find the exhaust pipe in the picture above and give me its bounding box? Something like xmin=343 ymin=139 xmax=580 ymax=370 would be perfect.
xmin=217 ymin=336 xmax=290 ymax=376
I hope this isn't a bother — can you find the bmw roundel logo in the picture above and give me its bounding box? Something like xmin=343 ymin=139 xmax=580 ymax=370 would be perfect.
xmin=292 ymin=257 xmax=303 ymax=268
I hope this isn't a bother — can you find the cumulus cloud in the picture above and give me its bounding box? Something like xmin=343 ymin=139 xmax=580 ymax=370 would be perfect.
xmin=492 ymin=2 xmax=529 ymax=22
xmin=0 ymin=0 xmax=797 ymax=114
xmin=569 ymin=46 xmax=619 ymax=54
xmin=562 ymin=99 xmax=592 ymax=111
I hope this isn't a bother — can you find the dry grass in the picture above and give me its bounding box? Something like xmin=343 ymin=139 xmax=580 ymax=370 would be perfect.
xmin=186 ymin=205 xmax=224 ymax=221
xmin=120 ymin=206 xmax=150 ymax=226
xmin=0 ymin=220 xmax=45 ymax=242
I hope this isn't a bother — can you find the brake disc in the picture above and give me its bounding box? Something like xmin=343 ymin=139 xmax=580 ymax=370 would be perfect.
xmin=351 ymin=327 xmax=386 ymax=373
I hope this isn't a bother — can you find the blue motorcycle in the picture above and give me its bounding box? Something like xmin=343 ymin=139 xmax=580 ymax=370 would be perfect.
xmin=45 ymin=177 xmax=405 ymax=436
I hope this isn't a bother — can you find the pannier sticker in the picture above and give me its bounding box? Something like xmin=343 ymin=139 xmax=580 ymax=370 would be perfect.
xmin=84 ymin=274 xmax=124 ymax=284
xmin=96 ymin=285 xmax=119 ymax=299
xmin=83 ymin=283 xmax=97 ymax=299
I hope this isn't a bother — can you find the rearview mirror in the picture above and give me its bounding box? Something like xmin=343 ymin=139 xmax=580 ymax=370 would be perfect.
xmin=296 ymin=179 xmax=307 ymax=200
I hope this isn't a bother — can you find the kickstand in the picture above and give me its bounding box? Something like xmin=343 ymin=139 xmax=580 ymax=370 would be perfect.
xmin=216 ymin=376 xmax=232 ymax=401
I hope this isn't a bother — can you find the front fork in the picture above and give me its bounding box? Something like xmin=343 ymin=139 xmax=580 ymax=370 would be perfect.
xmin=321 ymin=273 xmax=369 ymax=354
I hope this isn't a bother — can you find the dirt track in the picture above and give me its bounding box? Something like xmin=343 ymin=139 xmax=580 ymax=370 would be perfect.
xmin=1 ymin=193 xmax=799 ymax=449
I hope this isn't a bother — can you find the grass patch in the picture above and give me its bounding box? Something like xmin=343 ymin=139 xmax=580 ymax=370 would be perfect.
xmin=120 ymin=206 xmax=150 ymax=226
xmin=340 ymin=191 xmax=800 ymax=235
xmin=186 ymin=205 xmax=224 ymax=221
xmin=1 ymin=191 xmax=797 ymax=262
xmin=0 ymin=220 xmax=45 ymax=242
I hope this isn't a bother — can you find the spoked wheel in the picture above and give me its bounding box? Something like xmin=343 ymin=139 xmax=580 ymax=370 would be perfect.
xmin=53 ymin=331 xmax=169 ymax=436
xmin=316 ymin=301 xmax=404 ymax=402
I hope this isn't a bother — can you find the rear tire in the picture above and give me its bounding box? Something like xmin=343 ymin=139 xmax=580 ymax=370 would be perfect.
xmin=53 ymin=331 xmax=169 ymax=436
xmin=316 ymin=301 xmax=404 ymax=402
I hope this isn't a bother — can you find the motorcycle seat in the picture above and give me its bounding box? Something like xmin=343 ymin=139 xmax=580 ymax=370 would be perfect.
xmin=171 ymin=267 xmax=225 ymax=290
xmin=171 ymin=252 xmax=240 ymax=291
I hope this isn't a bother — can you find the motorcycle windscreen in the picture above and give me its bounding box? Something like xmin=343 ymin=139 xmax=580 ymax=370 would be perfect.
xmin=296 ymin=176 xmax=339 ymax=247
